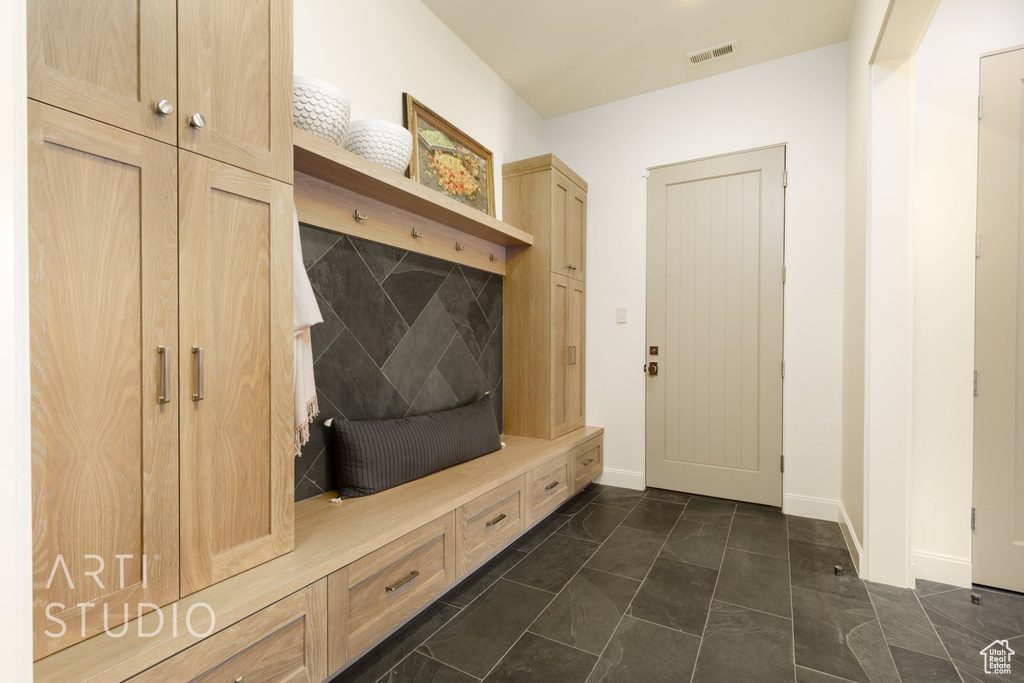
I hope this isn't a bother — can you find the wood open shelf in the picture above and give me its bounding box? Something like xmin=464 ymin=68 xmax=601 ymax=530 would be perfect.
xmin=293 ymin=128 xmax=533 ymax=248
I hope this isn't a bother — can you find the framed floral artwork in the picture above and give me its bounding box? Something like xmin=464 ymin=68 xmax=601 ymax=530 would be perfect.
xmin=404 ymin=94 xmax=496 ymax=217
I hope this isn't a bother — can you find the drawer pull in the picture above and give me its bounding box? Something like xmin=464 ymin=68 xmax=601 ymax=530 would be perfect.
xmin=544 ymin=481 xmax=560 ymax=491
xmin=582 ymin=458 xmax=596 ymax=466
xmin=485 ymin=513 xmax=507 ymax=528
xmin=385 ymin=570 xmax=420 ymax=593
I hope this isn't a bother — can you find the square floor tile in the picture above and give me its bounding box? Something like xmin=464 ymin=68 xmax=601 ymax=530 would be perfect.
xmin=586 ymin=526 xmax=665 ymax=580
xmin=587 ymin=615 xmax=701 ymax=683
xmin=620 ymin=499 xmax=683 ymax=535
xmin=484 ymin=632 xmax=597 ymax=683
xmin=530 ymin=567 xmax=640 ymax=655
xmin=727 ymin=513 xmax=789 ymax=559
xmin=659 ymin=519 xmax=728 ymax=570
xmin=692 ymin=601 xmax=795 ymax=683
xmin=714 ymin=548 xmax=792 ymax=618
xmin=504 ymin=533 xmax=600 ymax=593
xmin=630 ymin=556 xmax=718 ymax=636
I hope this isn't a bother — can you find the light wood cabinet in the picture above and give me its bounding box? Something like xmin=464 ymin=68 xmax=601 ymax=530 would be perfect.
xmin=456 ymin=477 xmax=525 ymax=576
xmin=130 ymin=581 xmax=328 ymax=682
xmin=525 ymin=452 xmax=571 ymax=526
xmin=572 ymin=435 xmax=604 ymax=493
xmin=27 ymin=0 xmax=178 ymax=144
xmin=504 ymin=155 xmax=588 ymax=439
xmin=178 ymin=0 xmax=293 ymax=182
xmin=327 ymin=515 xmax=457 ymax=672
xmin=178 ymin=151 xmax=294 ymax=597
xmin=28 ymin=101 xmax=180 ymax=659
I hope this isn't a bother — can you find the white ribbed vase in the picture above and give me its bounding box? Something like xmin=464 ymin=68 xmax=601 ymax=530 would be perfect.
xmin=292 ymin=75 xmax=351 ymax=145
xmin=344 ymin=119 xmax=413 ymax=174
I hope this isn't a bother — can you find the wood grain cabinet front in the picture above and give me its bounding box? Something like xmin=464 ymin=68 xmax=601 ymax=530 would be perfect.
xmin=177 ymin=0 xmax=293 ymax=181
xmin=327 ymin=514 xmax=457 ymax=673
xmin=130 ymin=581 xmax=328 ymax=683
xmin=572 ymin=435 xmax=604 ymax=493
xmin=456 ymin=477 xmax=525 ymax=576
xmin=525 ymin=453 xmax=571 ymax=526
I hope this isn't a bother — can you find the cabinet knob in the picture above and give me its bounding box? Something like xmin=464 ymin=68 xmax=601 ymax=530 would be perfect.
xmin=188 ymin=112 xmax=206 ymax=129
xmin=154 ymin=99 xmax=174 ymax=116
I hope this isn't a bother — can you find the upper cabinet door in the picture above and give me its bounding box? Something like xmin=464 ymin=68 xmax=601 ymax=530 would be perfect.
xmin=178 ymin=0 xmax=293 ymax=182
xmin=178 ymin=151 xmax=294 ymax=596
xmin=28 ymin=102 xmax=179 ymax=659
xmin=28 ymin=0 xmax=177 ymax=144
xmin=569 ymin=184 xmax=587 ymax=282
xmin=550 ymin=172 xmax=573 ymax=278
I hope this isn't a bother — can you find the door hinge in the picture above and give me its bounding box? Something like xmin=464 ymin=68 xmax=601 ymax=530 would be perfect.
xmin=781 ymin=361 xmax=786 ymax=378
xmin=783 ymin=170 xmax=788 ymax=188
xmin=974 ymin=370 xmax=979 ymax=397
xmin=780 ymin=455 xmax=785 ymax=473
xmin=641 ymin=169 xmax=650 ymax=179
xmin=976 ymin=232 xmax=982 ymax=259
xmin=978 ymin=95 xmax=985 ymax=119
xmin=972 ymin=506 xmax=976 ymax=531
xmin=782 ymin=265 xmax=787 ymax=283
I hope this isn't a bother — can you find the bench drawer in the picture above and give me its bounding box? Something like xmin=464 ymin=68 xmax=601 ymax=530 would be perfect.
xmin=130 ymin=581 xmax=328 ymax=683
xmin=572 ymin=434 xmax=604 ymax=492
xmin=525 ymin=452 xmax=571 ymax=525
xmin=457 ymin=476 xmax=525 ymax=576
xmin=328 ymin=513 xmax=456 ymax=670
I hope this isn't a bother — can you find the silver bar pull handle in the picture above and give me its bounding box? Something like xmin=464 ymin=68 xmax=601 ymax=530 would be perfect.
xmin=192 ymin=346 xmax=204 ymax=401
xmin=157 ymin=346 xmax=171 ymax=404
xmin=385 ymin=570 xmax=419 ymax=593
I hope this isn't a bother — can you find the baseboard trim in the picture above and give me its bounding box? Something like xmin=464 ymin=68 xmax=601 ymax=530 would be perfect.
xmin=911 ymin=549 xmax=972 ymax=588
xmin=595 ymin=467 xmax=645 ymax=490
xmin=838 ymin=501 xmax=865 ymax=576
xmin=783 ymin=493 xmax=839 ymax=522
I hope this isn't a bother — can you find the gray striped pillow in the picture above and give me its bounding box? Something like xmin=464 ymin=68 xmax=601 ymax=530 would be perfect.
xmin=332 ymin=394 xmax=502 ymax=498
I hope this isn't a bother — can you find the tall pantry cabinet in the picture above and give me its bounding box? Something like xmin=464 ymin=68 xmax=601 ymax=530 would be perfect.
xmin=503 ymin=155 xmax=588 ymax=440
xmin=27 ymin=0 xmax=294 ymax=660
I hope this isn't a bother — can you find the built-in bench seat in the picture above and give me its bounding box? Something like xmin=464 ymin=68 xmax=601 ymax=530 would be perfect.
xmin=35 ymin=426 xmax=604 ymax=682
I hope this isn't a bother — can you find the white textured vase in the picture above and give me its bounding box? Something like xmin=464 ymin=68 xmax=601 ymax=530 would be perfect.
xmin=344 ymin=119 xmax=414 ymax=174
xmin=292 ymin=75 xmax=351 ymax=145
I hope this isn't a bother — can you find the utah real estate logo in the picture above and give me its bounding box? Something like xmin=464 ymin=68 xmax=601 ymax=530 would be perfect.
xmin=980 ymin=640 xmax=1015 ymax=675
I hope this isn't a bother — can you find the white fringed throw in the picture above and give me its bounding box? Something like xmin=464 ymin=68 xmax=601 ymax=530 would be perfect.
xmin=293 ymin=207 xmax=323 ymax=455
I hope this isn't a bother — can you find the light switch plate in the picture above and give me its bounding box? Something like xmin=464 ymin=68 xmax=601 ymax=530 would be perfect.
xmin=616 ymin=307 xmax=628 ymax=324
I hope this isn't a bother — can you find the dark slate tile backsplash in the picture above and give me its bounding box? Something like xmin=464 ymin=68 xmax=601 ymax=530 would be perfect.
xmin=294 ymin=224 xmax=504 ymax=501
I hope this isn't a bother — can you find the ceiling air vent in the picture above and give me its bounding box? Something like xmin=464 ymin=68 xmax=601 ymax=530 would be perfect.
xmin=687 ymin=41 xmax=736 ymax=66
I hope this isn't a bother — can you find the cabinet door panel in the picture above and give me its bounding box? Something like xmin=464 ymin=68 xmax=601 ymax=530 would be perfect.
xmin=28 ymin=102 xmax=179 ymax=659
xmin=550 ymin=274 xmax=570 ymax=438
xmin=551 ymin=172 xmax=573 ymax=278
xmin=28 ymin=0 xmax=176 ymax=143
xmin=179 ymin=151 xmax=293 ymax=596
xmin=570 ymin=184 xmax=587 ymax=281
xmin=569 ymin=280 xmax=586 ymax=431
xmin=178 ymin=0 xmax=293 ymax=181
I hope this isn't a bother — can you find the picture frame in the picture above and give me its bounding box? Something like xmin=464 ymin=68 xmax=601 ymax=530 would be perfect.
xmin=404 ymin=93 xmax=496 ymax=217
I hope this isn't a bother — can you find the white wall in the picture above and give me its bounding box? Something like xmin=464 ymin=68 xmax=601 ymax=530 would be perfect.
xmin=1 ymin=0 xmax=32 ymax=677
xmin=910 ymin=0 xmax=1024 ymax=586
xmin=542 ymin=43 xmax=848 ymax=517
xmin=294 ymin=0 xmax=546 ymax=218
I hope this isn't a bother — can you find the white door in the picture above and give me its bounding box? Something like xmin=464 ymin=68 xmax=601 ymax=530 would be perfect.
xmin=973 ymin=47 xmax=1024 ymax=593
xmin=646 ymin=146 xmax=785 ymax=507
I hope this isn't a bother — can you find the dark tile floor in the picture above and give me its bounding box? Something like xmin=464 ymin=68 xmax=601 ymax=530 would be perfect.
xmin=330 ymin=484 xmax=1024 ymax=683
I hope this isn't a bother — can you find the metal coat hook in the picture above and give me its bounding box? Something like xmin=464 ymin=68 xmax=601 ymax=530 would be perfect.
xmin=411 ymin=228 xmax=423 ymax=239
xmin=354 ymin=210 xmax=368 ymax=223
xmin=455 ymin=242 xmax=465 ymax=252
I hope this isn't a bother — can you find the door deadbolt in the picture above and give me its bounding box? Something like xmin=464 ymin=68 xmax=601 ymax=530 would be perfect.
xmin=647 ymin=362 xmax=659 ymax=376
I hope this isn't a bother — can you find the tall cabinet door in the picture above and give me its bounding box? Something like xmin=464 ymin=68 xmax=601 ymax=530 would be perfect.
xmin=550 ymin=172 xmax=574 ymax=278
xmin=568 ymin=280 xmax=586 ymax=431
xmin=178 ymin=151 xmax=294 ymax=596
xmin=550 ymin=274 xmax=571 ymax=438
xmin=28 ymin=102 xmax=179 ymax=659
xmin=569 ymin=184 xmax=587 ymax=281
xmin=178 ymin=0 xmax=293 ymax=182
xmin=27 ymin=0 xmax=177 ymax=144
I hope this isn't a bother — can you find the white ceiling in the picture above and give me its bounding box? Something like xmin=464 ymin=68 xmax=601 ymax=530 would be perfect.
xmin=421 ymin=0 xmax=856 ymax=119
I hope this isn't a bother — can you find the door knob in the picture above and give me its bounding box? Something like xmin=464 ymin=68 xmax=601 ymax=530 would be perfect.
xmin=647 ymin=362 xmax=659 ymax=376
xmin=188 ymin=112 xmax=206 ymax=129
xmin=154 ymin=99 xmax=174 ymax=116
